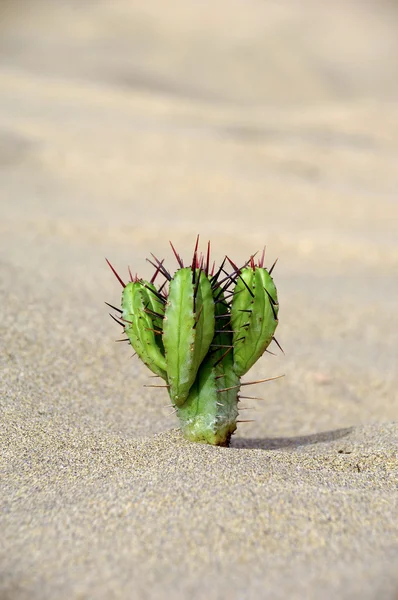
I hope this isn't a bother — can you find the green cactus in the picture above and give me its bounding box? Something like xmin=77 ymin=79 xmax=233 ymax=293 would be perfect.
xmin=106 ymin=239 xmax=282 ymax=446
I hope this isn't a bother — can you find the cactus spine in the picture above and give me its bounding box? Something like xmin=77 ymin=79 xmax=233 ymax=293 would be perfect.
xmin=107 ymin=240 xmax=280 ymax=446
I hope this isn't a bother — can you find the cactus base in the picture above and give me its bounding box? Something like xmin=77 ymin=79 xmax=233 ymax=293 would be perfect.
xmin=179 ymin=418 xmax=237 ymax=447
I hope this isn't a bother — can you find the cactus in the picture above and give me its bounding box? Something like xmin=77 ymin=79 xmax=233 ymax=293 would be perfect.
xmin=106 ymin=239 xmax=282 ymax=446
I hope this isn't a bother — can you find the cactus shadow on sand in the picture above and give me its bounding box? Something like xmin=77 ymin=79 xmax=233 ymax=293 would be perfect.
xmin=231 ymin=427 xmax=353 ymax=450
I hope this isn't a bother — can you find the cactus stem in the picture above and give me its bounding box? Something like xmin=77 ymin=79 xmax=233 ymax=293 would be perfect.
xmin=169 ymin=241 xmax=184 ymax=268
xmin=105 ymin=258 xmax=126 ymax=288
xmin=109 ymin=313 xmax=125 ymax=327
xmin=105 ymin=301 xmax=122 ymax=314
xmin=268 ymin=257 xmax=278 ymax=275
xmin=272 ymin=336 xmax=284 ymax=354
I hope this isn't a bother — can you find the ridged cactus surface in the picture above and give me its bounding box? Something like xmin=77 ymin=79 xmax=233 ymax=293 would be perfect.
xmin=106 ymin=239 xmax=281 ymax=446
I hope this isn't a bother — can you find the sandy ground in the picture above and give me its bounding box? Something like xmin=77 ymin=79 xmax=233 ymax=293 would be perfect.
xmin=1 ymin=1 xmax=398 ymax=598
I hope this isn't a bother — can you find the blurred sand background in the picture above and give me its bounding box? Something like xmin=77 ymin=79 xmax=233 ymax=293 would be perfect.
xmin=1 ymin=1 xmax=397 ymax=598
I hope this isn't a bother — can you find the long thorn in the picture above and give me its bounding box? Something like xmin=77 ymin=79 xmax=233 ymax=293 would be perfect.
xmin=145 ymin=327 xmax=163 ymax=335
xmin=237 ymin=271 xmax=254 ymax=298
xmin=105 ymin=258 xmax=126 ymax=288
xmin=143 ymin=283 xmax=166 ymax=304
xmin=205 ymin=241 xmax=211 ymax=277
xmin=265 ymin=348 xmax=277 ymax=356
xmin=213 ymin=346 xmax=233 ymax=368
xmin=210 ymin=344 xmax=234 ymax=348
xmin=169 ymin=241 xmax=184 ymax=268
xmin=105 ymin=301 xmax=122 ymax=314
xmin=193 ymin=304 xmax=204 ymax=329
xmin=148 ymin=256 xmax=171 ymax=281
xmin=272 ymin=337 xmax=285 ymax=354
xmin=109 ymin=313 xmax=125 ymax=327
xmin=191 ymin=235 xmax=200 ymax=283
xmin=264 ymin=289 xmax=278 ymax=320
xmin=150 ymin=260 xmax=164 ymax=284
xmin=268 ymin=258 xmax=278 ymax=275
xmin=241 ymin=375 xmax=284 ymax=386
xmin=143 ymin=384 xmax=170 ymax=388
xmin=210 ymin=257 xmax=227 ymax=284
xmin=143 ymin=306 xmax=164 ymax=319
xmin=259 ymin=246 xmax=266 ymax=268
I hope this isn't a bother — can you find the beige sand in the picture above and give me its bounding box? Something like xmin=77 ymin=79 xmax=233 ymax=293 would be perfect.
xmin=1 ymin=1 xmax=397 ymax=598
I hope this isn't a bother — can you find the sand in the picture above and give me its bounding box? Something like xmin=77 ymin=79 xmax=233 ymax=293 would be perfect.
xmin=1 ymin=1 xmax=397 ymax=598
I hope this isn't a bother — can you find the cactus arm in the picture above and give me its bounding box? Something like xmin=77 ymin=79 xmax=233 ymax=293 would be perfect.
xmin=122 ymin=281 xmax=167 ymax=379
xmin=231 ymin=267 xmax=279 ymax=377
xmin=163 ymin=268 xmax=214 ymax=406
